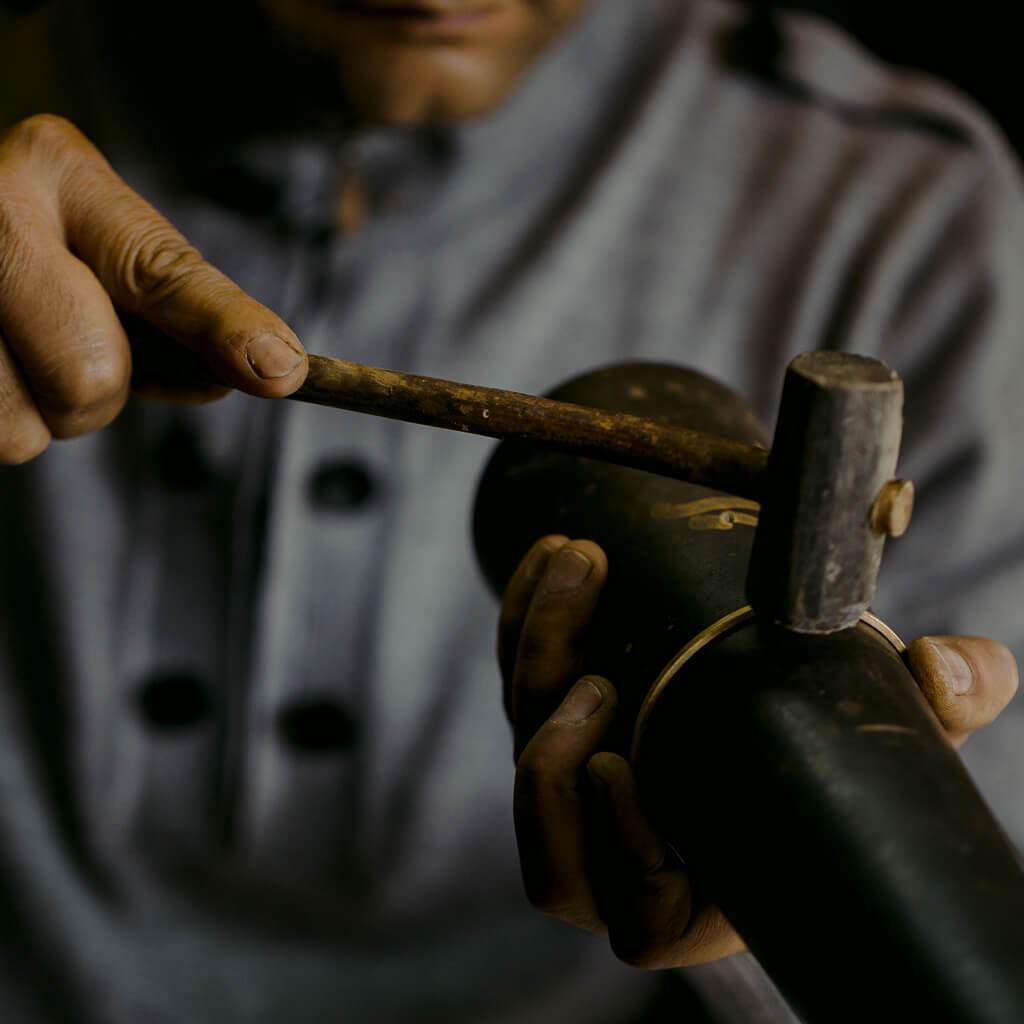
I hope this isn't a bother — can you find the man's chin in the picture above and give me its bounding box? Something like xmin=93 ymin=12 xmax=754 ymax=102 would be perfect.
xmin=94 ymin=0 xmax=588 ymax=137
xmin=259 ymin=0 xmax=587 ymax=127
xmin=332 ymin=50 xmax=531 ymax=126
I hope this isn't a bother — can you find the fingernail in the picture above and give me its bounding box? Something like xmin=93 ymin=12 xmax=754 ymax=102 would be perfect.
xmin=557 ymin=679 xmax=604 ymax=723
xmin=246 ymin=334 xmax=303 ymax=380
xmin=545 ymin=549 xmax=593 ymax=592
xmin=927 ymin=640 xmax=974 ymax=696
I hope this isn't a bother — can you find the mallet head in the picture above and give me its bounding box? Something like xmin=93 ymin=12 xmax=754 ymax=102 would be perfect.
xmin=746 ymin=351 xmax=909 ymax=634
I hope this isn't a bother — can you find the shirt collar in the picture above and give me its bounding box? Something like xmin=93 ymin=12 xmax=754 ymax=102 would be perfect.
xmin=437 ymin=0 xmax=686 ymax=227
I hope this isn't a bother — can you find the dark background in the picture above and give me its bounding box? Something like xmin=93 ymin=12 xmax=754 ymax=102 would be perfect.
xmin=0 ymin=1 xmax=1020 ymax=152
xmin=778 ymin=1 xmax=1021 ymax=153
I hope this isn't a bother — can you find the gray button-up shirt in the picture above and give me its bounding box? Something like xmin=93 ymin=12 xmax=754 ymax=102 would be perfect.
xmin=2 ymin=1 xmax=1023 ymax=1021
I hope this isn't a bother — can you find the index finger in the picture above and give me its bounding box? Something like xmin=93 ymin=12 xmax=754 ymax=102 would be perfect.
xmin=498 ymin=536 xmax=570 ymax=692
xmin=25 ymin=116 xmax=307 ymax=398
xmin=511 ymin=540 xmax=608 ymax=751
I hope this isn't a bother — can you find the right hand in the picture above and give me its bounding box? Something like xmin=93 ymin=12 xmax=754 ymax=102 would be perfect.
xmin=0 ymin=114 xmax=308 ymax=464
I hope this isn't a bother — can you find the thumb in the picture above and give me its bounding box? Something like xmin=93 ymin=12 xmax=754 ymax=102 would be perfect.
xmin=906 ymin=636 xmax=1019 ymax=746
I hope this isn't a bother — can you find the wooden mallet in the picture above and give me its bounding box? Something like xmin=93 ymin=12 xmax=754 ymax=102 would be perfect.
xmin=292 ymin=349 xmax=913 ymax=634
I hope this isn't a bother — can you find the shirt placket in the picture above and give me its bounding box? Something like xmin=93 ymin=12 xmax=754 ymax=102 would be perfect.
xmin=225 ymin=152 xmax=435 ymax=884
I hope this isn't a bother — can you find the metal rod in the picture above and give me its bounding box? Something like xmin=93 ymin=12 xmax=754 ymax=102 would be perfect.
xmin=292 ymin=354 xmax=768 ymax=501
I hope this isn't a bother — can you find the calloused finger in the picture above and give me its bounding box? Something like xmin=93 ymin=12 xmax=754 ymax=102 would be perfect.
xmin=587 ymin=753 xmax=746 ymax=969
xmin=4 ymin=115 xmax=306 ymax=399
xmin=514 ymin=676 xmax=618 ymax=934
xmin=512 ymin=540 xmax=607 ymax=748
xmin=906 ymin=636 xmax=1019 ymax=747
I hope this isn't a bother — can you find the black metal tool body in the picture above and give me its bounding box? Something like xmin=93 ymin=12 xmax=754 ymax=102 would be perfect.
xmin=473 ymin=362 xmax=1024 ymax=1024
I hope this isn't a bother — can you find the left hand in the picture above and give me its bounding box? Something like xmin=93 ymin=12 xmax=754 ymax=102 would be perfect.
xmin=500 ymin=535 xmax=1020 ymax=969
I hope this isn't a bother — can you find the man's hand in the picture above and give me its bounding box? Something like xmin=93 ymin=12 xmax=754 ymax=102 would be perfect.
xmin=0 ymin=114 xmax=308 ymax=464
xmin=500 ymin=535 xmax=1020 ymax=969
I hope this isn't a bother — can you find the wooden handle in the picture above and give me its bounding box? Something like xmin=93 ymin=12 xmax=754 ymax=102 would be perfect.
xmin=292 ymin=354 xmax=769 ymax=501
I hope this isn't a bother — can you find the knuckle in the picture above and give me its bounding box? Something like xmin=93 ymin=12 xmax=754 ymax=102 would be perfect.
xmin=2 ymin=114 xmax=78 ymax=157
xmin=115 ymin=222 xmax=206 ymax=310
xmin=0 ymin=116 xmax=81 ymax=174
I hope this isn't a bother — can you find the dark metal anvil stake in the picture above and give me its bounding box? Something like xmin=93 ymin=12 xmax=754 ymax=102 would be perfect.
xmin=293 ymin=350 xmax=915 ymax=635
xmin=466 ymin=358 xmax=1024 ymax=1024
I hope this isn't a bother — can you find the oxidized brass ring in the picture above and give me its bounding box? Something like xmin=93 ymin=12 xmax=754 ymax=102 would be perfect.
xmin=630 ymin=607 xmax=906 ymax=760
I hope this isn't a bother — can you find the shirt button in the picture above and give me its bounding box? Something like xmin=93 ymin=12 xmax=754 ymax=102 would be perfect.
xmin=308 ymin=460 xmax=377 ymax=512
xmin=276 ymin=698 xmax=360 ymax=755
xmin=136 ymin=672 xmax=212 ymax=732
xmin=155 ymin=419 xmax=214 ymax=492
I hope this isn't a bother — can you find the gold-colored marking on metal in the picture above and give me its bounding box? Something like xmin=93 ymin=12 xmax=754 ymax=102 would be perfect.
xmin=651 ymin=496 xmax=761 ymax=521
xmin=630 ymin=606 xmax=755 ymax=760
xmin=857 ymin=724 xmax=916 ymax=736
xmin=688 ymin=511 xmax=760 ymax=532
xmin=861 ymin=611 xmax=905 ymax=655
xmin=630 ymin=608 xmax=906 ymax=760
